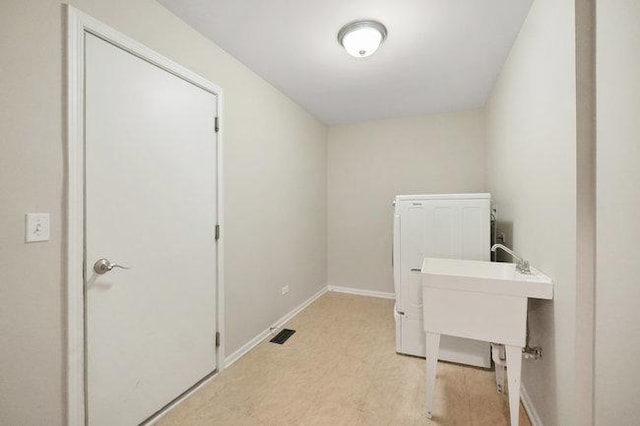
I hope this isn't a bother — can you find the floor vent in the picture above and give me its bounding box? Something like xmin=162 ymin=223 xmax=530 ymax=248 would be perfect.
xmin=270 ymin=329 xmax=296 ymax=345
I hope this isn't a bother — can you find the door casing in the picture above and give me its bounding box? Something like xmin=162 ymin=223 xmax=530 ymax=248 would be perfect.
xmin=66 ymin=6 xmax=225 ymax=425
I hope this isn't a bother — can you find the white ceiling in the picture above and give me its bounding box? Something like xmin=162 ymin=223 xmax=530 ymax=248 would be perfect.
xmin=158 ymin=0 xmax=533 ymax=125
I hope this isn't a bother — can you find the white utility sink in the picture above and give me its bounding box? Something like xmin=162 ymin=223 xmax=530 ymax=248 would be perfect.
xmin=421 ymin=257 xmax=553 ymax=426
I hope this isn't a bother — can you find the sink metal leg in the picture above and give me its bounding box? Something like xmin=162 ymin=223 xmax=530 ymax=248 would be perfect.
xmin=425 ymin=332 xmax=440 ymax=419
xmin=491 ymin=343 xmax=506 ymax=393
xmin=505 ymin=345 xmax=523 ymax=426
xmin=495 ymin=362 xmax=506 ymax=393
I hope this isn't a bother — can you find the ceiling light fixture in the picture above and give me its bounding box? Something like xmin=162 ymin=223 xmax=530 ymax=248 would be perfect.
xmin=338 ymin=20 xmax=387 ymax=58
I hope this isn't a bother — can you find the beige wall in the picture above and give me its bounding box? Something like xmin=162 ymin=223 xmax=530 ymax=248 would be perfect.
xmin=0 ymin=2 xmax=65 ymax=425
xmin=485 ymin=0 xmax=578 ymax=424
xmin=0 ymin=0 xmax=327 ymax=424
xmin=574 ymin=0 xmax=595 ymax=424
xmin=328 ymin=110 xmax=486 ymax=294
xmin=595 ymin=0 xmax=640 ymax=422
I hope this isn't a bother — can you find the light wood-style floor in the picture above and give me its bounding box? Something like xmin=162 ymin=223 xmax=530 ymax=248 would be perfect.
xmin=159 ymin=292 xmax=531 ymax=425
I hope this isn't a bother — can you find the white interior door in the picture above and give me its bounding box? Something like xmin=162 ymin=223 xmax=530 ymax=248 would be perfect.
xmin=85 ymin=33 xmax=218 ymax=426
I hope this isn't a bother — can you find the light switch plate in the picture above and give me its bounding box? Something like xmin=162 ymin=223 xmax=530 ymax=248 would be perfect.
xmin=25 ymin=213 xmax=50 ymax=242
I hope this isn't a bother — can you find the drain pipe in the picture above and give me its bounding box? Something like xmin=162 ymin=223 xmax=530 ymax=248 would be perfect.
xmin=492 ymin=317 xmax=543 ymax=394
xmin=522 ymin=319 xmax=544 ymax=359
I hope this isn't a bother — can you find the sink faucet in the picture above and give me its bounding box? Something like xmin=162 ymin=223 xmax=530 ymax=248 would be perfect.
xmin=491 ymin=243 xmax=531 ymax=274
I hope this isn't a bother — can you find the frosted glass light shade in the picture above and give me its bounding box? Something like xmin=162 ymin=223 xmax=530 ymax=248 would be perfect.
xmin=338 ymin=20 xmax=387 ymax=58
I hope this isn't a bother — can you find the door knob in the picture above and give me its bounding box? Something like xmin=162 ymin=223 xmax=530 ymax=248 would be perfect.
xmin=93 ymin=258 xmax=130 ymax=274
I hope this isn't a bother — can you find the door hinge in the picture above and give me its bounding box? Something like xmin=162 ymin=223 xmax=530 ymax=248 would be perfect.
xmin=215 ymin=224 xmax=220 ymax=241
xmin=215 ymin=331 xmax=221 ymax=347
xmin=214 ymin=116 xmax=220 ymax=133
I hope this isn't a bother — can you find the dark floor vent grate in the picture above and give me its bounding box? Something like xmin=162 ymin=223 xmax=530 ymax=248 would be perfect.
xmin=270 ymin=328 xmax=296 ymax=344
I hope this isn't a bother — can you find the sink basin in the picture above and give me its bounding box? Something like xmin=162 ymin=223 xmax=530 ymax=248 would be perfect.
xmin=421 ymin=257 xmax=553 ymax=300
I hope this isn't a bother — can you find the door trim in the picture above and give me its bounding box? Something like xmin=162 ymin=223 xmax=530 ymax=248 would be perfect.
xmin=66 ymin=6 xmax=225 ymax=425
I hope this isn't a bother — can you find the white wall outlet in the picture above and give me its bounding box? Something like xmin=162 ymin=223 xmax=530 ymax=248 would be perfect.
xmin=25 ymin=213 xmax=50 ymax=242
xmin=281 ymin=285 xmax=290 ymax=295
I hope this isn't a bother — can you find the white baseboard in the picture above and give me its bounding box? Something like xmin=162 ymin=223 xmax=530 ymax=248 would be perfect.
xmin=223 ymin=285 xmax=328 ymax=368
xmin=327 ymin=285 xmax=396 ymax=300
xmin=521 ymin=384 xmax=543 ymax=426
xmin=147 ymin=285 xmax=328 ymax=423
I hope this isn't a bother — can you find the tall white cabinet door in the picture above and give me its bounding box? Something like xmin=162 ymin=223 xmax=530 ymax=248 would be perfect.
xmin=423 ymin=199 xmax=491 ymax=366
xmin=85 ymin=34 xmax=218 ymax=426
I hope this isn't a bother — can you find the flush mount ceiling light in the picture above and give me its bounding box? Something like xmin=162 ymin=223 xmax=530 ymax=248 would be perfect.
xmin=338 ymin=20 xmax=388 ymax=58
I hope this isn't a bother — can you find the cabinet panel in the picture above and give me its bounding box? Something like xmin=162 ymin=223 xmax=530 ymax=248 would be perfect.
xmin=399 ymin=204 xmax=426 ymax=317
xmin=462 ymin=205 xmax=490 ymax=260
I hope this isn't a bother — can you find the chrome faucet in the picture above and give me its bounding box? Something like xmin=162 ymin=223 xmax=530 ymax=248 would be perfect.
xmin=491 ymin=243 xmax=531 ymax=274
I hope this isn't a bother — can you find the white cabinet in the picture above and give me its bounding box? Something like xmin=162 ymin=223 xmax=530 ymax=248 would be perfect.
xmin=393 ymin=193 xmax=492 ymax=367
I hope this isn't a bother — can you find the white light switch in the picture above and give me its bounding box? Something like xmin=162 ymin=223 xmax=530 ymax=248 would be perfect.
xmin=25 ymin=213 xmax=50 ymax=242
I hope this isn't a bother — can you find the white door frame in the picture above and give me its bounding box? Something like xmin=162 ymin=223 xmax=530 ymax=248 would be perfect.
xmin=66 ymin=6 xmax=225 ymax=425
